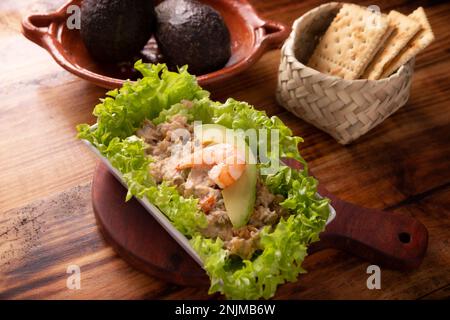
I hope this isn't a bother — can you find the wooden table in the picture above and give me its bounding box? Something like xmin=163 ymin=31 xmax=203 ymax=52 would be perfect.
xmin=0 ymin=0 xmax=449 ymax=300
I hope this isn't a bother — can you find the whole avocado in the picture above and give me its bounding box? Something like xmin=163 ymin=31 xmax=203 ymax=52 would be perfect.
xmin=155 ymin=0 xmax=231 ymax=75
xmin=80 ymin=0 xmax=155 ymax=63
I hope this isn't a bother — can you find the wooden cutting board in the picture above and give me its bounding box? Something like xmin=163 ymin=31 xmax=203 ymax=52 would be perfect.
xmin=92 ymin=162 xmax=428 ymax=286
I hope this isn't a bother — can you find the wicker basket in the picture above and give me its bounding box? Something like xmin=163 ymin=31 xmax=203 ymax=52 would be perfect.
xmin=276 ymin=2 xmax=414 ymax=145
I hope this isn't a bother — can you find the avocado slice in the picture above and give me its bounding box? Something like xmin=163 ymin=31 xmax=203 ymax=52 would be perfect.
xmin=155 ymin=0 xmax=231 ymax=75
xmin=222 ymin=158 xmax=257 ymax=228
xmin=196 ymin=124 xmax=257 ymax=228
xmin=80 ymin=0 xmax=155 ymax=63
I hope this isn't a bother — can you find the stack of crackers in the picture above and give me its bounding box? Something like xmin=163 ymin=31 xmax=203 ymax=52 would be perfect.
xmin=307 ymin=4 xmax=434 ymax=80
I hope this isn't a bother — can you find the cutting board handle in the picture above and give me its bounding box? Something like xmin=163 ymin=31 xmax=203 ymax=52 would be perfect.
xmin=281 ymin=158 xmax=428 ymax=270
xmin=310 ymin=189 xmax=428 ymax=270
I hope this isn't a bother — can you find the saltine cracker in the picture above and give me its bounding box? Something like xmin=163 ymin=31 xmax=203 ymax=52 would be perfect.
xmin=307 ymin=4 xmax=390 ymax=80
xmin=362 ymin=10 xmax=421 ymax=80
xmin=381 ymin=7 xmax=435 ymax=78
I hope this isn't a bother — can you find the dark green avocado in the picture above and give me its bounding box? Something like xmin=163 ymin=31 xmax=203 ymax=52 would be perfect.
xmin=155 ymin=0 xmax=231 ymax=75
xmin=80 ymin=0 xmax=155 ymax=63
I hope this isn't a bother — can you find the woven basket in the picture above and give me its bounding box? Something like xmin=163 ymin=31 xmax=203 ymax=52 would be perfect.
xmin=276 ymin=2 xmax=414 ymax=145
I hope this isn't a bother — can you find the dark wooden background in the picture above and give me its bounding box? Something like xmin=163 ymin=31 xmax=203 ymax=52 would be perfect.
xmin=0 ymin=0 xmax=449 ymax=299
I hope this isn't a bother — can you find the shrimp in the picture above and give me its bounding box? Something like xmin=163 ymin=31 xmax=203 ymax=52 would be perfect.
xmin=176 ymin=143 xmax=246 ymax=189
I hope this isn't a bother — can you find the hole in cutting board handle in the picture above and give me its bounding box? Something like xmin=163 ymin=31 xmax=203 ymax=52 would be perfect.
xmin=398 ymin=232 xmax=411 ymax=244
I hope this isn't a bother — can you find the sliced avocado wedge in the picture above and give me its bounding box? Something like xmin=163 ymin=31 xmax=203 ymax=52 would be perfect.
xmin=222 ymin=160 xmax=257 ymax=228
xmin=196 ymin=124 xmax=257 ymax=228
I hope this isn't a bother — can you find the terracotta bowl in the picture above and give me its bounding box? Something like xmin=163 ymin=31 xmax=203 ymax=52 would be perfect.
xmin=22 ymin=0 xmax=289 ymax=89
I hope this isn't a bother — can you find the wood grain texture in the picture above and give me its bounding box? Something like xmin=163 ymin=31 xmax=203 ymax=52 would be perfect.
xmin=0 ymin=0 xmax=449 ymax=299
xmin=310 ymin=193 xmax=429 ymax=270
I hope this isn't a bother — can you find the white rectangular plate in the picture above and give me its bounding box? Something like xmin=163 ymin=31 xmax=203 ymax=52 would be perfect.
xmin=83 ymin=137 xmax=336 ymax=268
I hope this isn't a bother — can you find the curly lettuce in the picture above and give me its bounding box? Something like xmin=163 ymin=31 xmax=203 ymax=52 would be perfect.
xmin=78 ymin=61 xmax=208 ymax=148
xmin=191 ymin=166 xmax=329 ymax=299
xmin=77 ymin=61 xmax=330 ymax=300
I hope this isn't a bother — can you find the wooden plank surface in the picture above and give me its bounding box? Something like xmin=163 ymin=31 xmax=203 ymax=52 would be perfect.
xmin=0 ymin=0 xmax=449 ymax=299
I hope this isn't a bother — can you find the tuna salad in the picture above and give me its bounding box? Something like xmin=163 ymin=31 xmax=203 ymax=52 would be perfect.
xmin=137 ymin=114 xmax=287 ymax=260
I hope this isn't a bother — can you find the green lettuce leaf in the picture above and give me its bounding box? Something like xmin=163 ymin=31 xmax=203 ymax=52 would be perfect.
xmin=78 ymin=61 xmax=208 ymax=148
xmin=191 ymin=165 xmax=329 ymax=300
xmin=77 ymin=61 xmax=329 ymax=300
xmin=100 ymin=135 xmax=207 ymax=236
